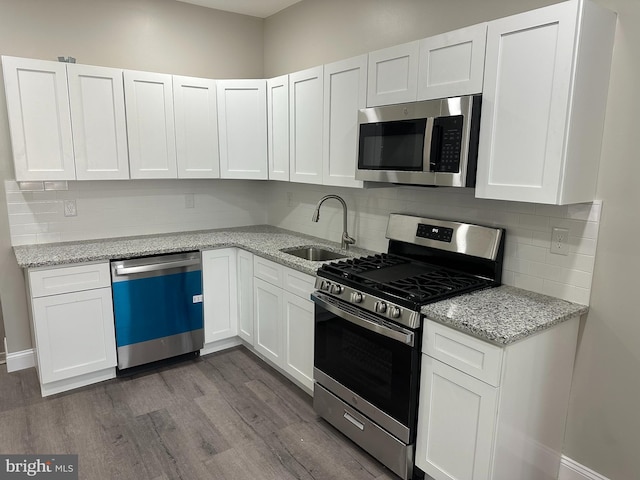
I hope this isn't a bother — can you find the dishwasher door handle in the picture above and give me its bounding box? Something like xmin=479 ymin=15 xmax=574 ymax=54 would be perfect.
xmin=114 ymin=258 xmax=200 ymax=276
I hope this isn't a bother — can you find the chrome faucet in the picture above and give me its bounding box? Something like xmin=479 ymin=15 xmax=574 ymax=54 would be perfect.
xmin=312 ymin=194 xmax=356 ymax=250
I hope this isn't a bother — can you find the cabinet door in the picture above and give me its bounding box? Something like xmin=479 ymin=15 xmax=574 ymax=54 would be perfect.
xmin=2 ymin=56 xmax=75 ymax=181
xmin=202 ymin=248 xmax=238 ymax=344
xmin=67 ymin=64 xmax=130 ymax=180
xmin=367 ymin=41 xmax=419 ymax=107
xmin=475 ymin=2 xmax=577 ymax=204
xmin=124 ymin=70 xmax=177 ymax=179
xmin=32 ymin=288 xmax=117 ymax=384
xmin=282 ymin=292 xmax=314 ymax=391
xmin=323 ymin=55 xmax=366 ymax=188
xmin=173 ymin=75 xmax=220 ymax=179
xmin=237 ymin=249 xmax=254 ymax=345
xmin=415 ymin=356 xmax=498 ymax=480
xmin=417 ymin=23 xmax=487 ymax=100
xmin=217 ymin=79 xmax=268 ymax=179
xmin=253 ymin=277 xmax=283 ymax=367
xmin=267 ymin=75 xmax=290 ymax=181
xmin=289 ymin=66 xmax=323 ymax=184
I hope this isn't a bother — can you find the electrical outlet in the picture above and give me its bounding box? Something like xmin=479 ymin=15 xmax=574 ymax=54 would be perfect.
xmin=551 ymin=227 xmax=570 ymax=255
xmin=287 ymin=191 xmax=293 ymax=207
xmin=185 ymin=194 xmax=195 ymax=209
xmin=63 ymin=200 xmax=77 ymax=217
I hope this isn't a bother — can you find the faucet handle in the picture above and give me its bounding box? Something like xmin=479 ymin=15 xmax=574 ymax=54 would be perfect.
xmin=342 ymin=232 xmax=356 ymax=250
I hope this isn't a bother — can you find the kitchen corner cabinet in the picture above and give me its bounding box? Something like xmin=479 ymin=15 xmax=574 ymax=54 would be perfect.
xmin=415 ymin=317 xmax=580 ymax=480
xmin=367 ymin=41 xmax=420 ymax=107
xmin=173 ymin=75 xmax=220 ymax=179
xmin=67 ymin=64 xmax=130 ymax=180
xmin=476 ymin=0 xmax=616 ymax=204
xmin=2 ymin=56 xmax=75 ymax=181
xmin=252 ymin=256 xmax=315 ymax=393
xmin=237 ymin=249 xmax=254 ymax=344
xmin=417 ymin=23 xmax=487 ymax=101
xmin=289 ymin=66 xmax=324 ymax=184
xmin=323 ymin=55 xmax=367 ymax=188
xmin=124 ymin=70 xmax=178 ymax=179
xmin=267 ymin=75 xmax=290 ymax=181
xmin=217 ymin=79 xmax=268 ymax=179
xmin=27 ymin=262 xmax=117 ymax=397
xmin=202 ymin=248 xmax=238 ymax=344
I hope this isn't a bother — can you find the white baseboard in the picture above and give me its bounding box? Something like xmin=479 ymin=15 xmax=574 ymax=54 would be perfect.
xmin=559 ymin=456 xmax=610 ymax=480
xmin=5 ymin=346 xmax=35 ymax=372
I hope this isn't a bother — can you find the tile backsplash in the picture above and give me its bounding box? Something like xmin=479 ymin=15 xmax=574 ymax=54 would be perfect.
xmin=266 ymin=182 xmax=602 ymax=305
xmin=5 ymin=179 xmax=269 ymax=245
xmin=4 ymin=178 xmax=601 ymax=305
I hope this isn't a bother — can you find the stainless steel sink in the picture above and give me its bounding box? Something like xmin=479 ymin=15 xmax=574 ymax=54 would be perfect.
xmin=281 ymin=246 xmax=347 ymax=261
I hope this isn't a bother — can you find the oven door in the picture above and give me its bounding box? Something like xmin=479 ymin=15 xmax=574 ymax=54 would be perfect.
xmin=312 ymin=292 xmax=420 ymax=443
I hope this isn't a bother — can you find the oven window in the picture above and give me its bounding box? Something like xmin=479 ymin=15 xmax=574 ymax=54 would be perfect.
xmin=314 ymin=305 xmax=416 ymax=426
xmin=358 ymin=119 xmax=426 ymax=171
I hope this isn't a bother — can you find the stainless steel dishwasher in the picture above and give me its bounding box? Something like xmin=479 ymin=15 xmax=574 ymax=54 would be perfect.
xmin=110 ymin=251 xmax=204 ymax=370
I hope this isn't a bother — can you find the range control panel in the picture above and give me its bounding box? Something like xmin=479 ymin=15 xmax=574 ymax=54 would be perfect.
xmin=416 ymin=224 xmax=454 ymax=243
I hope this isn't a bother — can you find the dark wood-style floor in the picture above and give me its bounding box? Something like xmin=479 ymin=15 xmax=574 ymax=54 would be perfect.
xmin=0 ymin=347 xmax=397 ymax=479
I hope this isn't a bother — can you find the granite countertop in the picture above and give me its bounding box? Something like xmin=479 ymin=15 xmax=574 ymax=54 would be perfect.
xmin=421 ymin=285 xmax=589 ymax=345
xmin=13 ymin=225 xmax=372 ymax=275
xmin=14 ymin=226 xmax=589 ymax=345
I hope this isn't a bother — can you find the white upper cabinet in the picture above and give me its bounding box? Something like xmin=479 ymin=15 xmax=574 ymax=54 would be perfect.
xmin=323 ymin=55 xmax=367 ymax=188
xmin=67 ymin=64 xmax=130 ymax=180
xmin=217 ymin=79 xmax=268 ymax=179
xmin=2 ymin=56 xmax=75 ymax=181
xmin=476 ymin=0 xmax=616 ymax=204
xmin=267 ymin=75 xmax=290 ymax=181
xmin=417 ymin=23 xmax=487 ymax=100
xmin=289 ymin=66 xmax=324 ymax=184
xmin=173 ymin=75 xmax=220 ymax=179
xmin=124 ymin=70 xmax=178 ymax=179
xmin=367 ymin=41 xmax=420 ymax=107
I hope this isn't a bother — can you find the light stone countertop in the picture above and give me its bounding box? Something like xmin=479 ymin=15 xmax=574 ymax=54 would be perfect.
xmin=13 ymin=225 xmax=372 ymax=274
xmin=421 ymin=285 xmax=588 ymax=345
xmin=14 ymin=225 xmax=589 ymax=345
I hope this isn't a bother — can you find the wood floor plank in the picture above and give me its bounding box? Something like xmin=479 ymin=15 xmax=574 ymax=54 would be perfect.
xmin=0 ymin=347 xmax=399 ymax=480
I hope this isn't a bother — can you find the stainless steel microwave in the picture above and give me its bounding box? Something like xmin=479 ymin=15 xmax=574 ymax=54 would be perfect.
xmin=355 ymin=95 xmax=481 ymax=187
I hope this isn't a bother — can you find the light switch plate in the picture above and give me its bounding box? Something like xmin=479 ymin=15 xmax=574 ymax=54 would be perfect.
xmin=185 ymin=194 xmax=195 ymax=209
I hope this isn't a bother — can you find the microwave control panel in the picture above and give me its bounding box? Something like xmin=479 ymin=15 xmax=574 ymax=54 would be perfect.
xmin=430 ymin=115 xmax=463 ymax=173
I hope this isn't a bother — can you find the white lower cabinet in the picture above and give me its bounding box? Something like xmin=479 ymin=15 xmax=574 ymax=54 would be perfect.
xmin=253 ymin=277 xmax=284 ymax=366
xmin=282 ymin=291 xmax=314 ymax=391
xmin=237 ymin=249 xmax=254 ymax=344
xmin=27 ymin=262 xmax=117 ymax=396
xmin=202 ymin=248 xmax=238 ymax=344
xmin=252 ymin=256 xmax=315 ymax=393
xmin=415 ymin=317 xmax=581 ymax=480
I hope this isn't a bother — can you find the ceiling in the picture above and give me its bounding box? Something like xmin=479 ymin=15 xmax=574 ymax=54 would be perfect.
xmin=175 ymin=0 xmax=304 ymax=18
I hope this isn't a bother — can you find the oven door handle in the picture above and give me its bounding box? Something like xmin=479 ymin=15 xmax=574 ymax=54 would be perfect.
xmin=311 ymin=293 xmax=415 ymax=346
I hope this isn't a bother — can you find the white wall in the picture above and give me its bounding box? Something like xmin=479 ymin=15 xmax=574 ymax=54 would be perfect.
xmin=5 ymin=180 xmax=268 ymax=245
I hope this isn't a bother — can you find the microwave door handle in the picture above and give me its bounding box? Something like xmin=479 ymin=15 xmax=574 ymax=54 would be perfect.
xmin=423 ymin=117 xmax=435 ymax=172
xmin=311 ymin=293 xmax=415 ymax=346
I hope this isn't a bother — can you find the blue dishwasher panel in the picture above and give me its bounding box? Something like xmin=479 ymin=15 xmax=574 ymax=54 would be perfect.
xmin=112 ymin=270 xmax=203 ymax=347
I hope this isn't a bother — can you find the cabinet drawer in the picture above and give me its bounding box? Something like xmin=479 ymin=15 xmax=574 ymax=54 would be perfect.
xmin=253 ymin=256 xmax=283 ymax=287
xmin=29 ymin=262 xmax=111 ymax=297
xmin=423 ymin=320 xmax=503 ymax=386
xmin=283 ymin=268 xmax=315 ymax=299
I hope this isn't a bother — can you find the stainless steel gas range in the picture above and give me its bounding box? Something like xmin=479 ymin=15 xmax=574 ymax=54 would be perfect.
xmin=311 ymin=214 xmax=505 ymax=479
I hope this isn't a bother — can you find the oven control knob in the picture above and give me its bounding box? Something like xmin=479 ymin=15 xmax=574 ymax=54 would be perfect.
xmin=375 ymin=301 xmax=387 ymax=314
xmin=320 ymin=280 xmax=331 ymax=292
xmin=330 ymin=284 xmax=344 ymax=295
xmin=350 ymin=292 xmax=364 ymax=303
xmin=389 ymin=306 xmax=402 ymax=319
